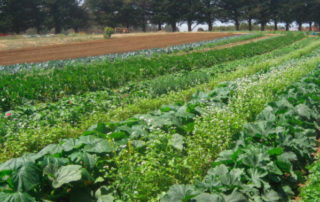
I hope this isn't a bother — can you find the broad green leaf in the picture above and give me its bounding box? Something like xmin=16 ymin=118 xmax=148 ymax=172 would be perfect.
xmin=192 ymin=193 xmax=223 ymax=202
xmin=0 ymin=192 xmax=36 ymax=202
xmin=36 ymin=144 xmax=63 ymax=158
xmin=261 ymin=189 xmax=280 ymax=201
xmin=69 ymin=152 xmax=97 ymax=170
xmin=12 ymin=162 xmax=40 ymax=192
xmin=83 ymin=140 xmax=114 ymax=154
xmin=0 ymin=154 xmax=37 ymax=172
xmin=296 ymin=104 xmax=312 ymax=119
xmin=223 ymin=190 xmax=247 ymax=202
xmin=52 ymin=165 xmax=82 ymax=188
xmin=95 ymin=186 xmax=114 ymax=202
xmin=169 ymin=134 xmax=184 ymax=151
xmin=87 ymin=123 xmax=108 ymax=134
xmin=161 ymin=185 xmax=200 ymax=202
xmin=268 ymin=148 xmax=284 ymax=156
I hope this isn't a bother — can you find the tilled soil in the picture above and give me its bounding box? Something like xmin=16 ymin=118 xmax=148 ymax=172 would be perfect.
xmin=0 ymin=32 xmax=238 ymax=66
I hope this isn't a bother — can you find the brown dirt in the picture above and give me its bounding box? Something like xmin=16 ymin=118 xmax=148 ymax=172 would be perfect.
xmin=0 ymin=32 xmax=238 ymax=66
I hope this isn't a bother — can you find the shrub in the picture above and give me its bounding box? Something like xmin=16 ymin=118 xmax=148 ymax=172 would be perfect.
xmin=104 ymin=26 xmax=114 ymax=39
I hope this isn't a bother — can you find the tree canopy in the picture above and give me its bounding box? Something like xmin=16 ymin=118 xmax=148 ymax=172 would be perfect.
xmin=0 ymin=0 xmax=319 ymax=33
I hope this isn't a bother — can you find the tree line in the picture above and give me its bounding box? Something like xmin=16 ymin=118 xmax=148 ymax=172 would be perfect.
xmin=0 ymin=0 xmax=319 ymax=34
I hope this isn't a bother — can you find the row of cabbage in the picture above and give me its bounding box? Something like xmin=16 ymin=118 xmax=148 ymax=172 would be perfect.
xmin=0 ymin=43 xmax=319 ymax=201
xmin=0 ymin=34 xmax=301 ymax=113
xmin=162 ymin=65 xmax=320 ymax=202
xmin=0 ymin=35 xmax=314 ymax=162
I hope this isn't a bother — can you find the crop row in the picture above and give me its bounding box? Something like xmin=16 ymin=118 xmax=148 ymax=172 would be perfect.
xmin=300 ymin=156 xmax=320 ymax=201
xmin=110 ymin=49 xmax=320 ymax=201
xmin=161 ymin=65 xmax=320 ymax=202
xmin=1 ymin=37 xmax=317 ymax=161
xmin=0 ymin=34 xmax=254 ymax=73
xmin=0 ymin=33 xmax=302 ymax=112
xmin=0 ymin=46 xmax=318 ymax=201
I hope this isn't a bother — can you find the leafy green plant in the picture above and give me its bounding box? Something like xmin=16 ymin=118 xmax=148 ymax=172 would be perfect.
xmin=103 ymin=27 xmax=114 ymax=39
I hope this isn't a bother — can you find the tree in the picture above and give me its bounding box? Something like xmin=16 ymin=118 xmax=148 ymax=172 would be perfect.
xmin=241 ymin=0 xmax=257 ymax=31
xmin=149 ymin=0 xmax=166 ymax=30
xmin=198 ymin=0 xmax=219 ymax=31
xmin=162 ymin=0 xmax=184 ymax=32
xmin=254 ymin=0 xmax=271 ymax=31
xmin=43 ymin=0 xmax=86 ymax=34
xmin=181 ymin=0 xmax=202 ymax=32
xmin=218 ymin=0 xmax=245 ymax=31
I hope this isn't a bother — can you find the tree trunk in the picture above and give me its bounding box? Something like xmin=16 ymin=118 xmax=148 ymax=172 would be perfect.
xmin=158 ymin=23 xmax=162 ymax=31
xmin=248 ymin=18 xmax=252 ymax=31
xmin=235 ymin=19 xmax=240 ymax=31
xmin=309 ymin=21 xmax=312 ymax=31
xmin=274 ymin=19 xmax=278 ymax=31
xmin=298 ymin=22 xmax=302 ymax=31
xmin=187 ymin=20 xmax=192 ymax=32
xmin=142 ymin=23 xmax=146 ymax=32
xmin=261 ymin=22 xmax=265 ymax=31
xmin=207 ymin=19 xmax=213 ymax=31
xmin=55 ymin=25 xmax=61 ymax=34
xmin=171 ymin=22 xmax=177 ymax=32
xmin=285 ymin=22 xmax=290 ymax=31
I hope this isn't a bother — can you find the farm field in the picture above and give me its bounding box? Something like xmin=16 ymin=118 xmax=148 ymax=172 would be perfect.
xmin=0 ymin=32 xmax=320 ymax=202
xmin=0 ymin=32 xmax=238 ymax=65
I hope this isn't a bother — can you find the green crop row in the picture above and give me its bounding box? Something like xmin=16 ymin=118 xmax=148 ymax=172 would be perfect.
xmin=0 ymin=46 xmax=318 ymax=201
xmin=1 ymin=37 xmax=316 ymax=162
xmin=110 ymin=49 xmax=320 ymax=201
xmin=195 ymin=33 xmax=264 ymax=50
xmin=0 ymin=33 xmax=303 ymax=112
xmin=162 ymin=65 xmax=320 ymax=202
xmin=300 ymin=157 xmax=320 ymax=201
xmin=1 ymin=37 xmax=314 ymax=139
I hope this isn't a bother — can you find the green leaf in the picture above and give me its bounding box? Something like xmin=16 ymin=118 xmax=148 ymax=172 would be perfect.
xmin=268 ymin=148 xmax=284 ymax=156
xmin=0 ymin=192 xmax=36 ymax=202
xmin=83 ymin=140 xmax=114 ymax=154
xmin=69 ymin=152 xmax=97 ymax=170
xmin=36 ymin=144 xmax=63 ymax=158
xmin=52 ymin=165 xmax=82 ymax=188
xmin=12 ymin=162 xmax=40 ymax=192
xmin=0 ymin=155 xmax=37 ymax=172
xmin=192 ymin=193 xmax=223 ymax=202
xmin=223 ymin=190 xmax=247 ymax=202
xmin=296 ymin=104 xmax=312 ymax=119
xmin=161 ymin=185 xmax=200 ymax=202
xmin=87 ymin=123 xmax=108 ymax=134
xmin=95 ymin=186 xmax=114 ymax=202
xmin=169 ymin=134 xmax=184 ymax=151
xmin=261 ymin=189 xmax=280 ymax=201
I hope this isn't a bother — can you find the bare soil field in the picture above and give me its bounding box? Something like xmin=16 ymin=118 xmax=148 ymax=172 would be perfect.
xmin=0 ymin=32 xmax=238 ymax=65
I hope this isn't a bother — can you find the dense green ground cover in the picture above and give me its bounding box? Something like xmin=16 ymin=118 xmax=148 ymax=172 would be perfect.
xmin=300 ymin=157 xmax=320 ymax=202
xmin=162 ymin=65 xmax=320 ymax=202
xmin=0 ymin=36 xmax=316 ymax=161
xmin=0 ymin=42 xmax=319 ymax=201
xmin=0 ymin=33 xmax=301 ymax=111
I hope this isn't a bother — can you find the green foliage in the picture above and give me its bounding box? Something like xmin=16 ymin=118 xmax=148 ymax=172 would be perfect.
xmin=161 ymin=65 xmax=320 ymax=202
xmin=103 ymin=27 xmax=114 ymax=39
xmin=0 ymin=36 xmax=317 ymax=162
xmin=0 ymin=33 xmax=303 ymax=111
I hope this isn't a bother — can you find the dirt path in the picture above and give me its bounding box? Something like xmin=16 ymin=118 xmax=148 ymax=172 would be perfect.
xmin=0 ymin=33 xmax=238 ymax=66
